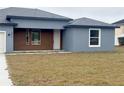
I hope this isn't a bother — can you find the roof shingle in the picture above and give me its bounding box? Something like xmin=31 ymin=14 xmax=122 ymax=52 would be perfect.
xmin=0 ymin=7 xmax=72 ymax=24
xmin=113 ymin=19 xmax=124 ymax=26
xmin=66 ymin=17 xmax=117 ymax=28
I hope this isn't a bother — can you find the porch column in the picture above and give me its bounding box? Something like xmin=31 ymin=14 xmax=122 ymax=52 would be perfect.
xmin=53 ymin=29 xmax=61 ymax=50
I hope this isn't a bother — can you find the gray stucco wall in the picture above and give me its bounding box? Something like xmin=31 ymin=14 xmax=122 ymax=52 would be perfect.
xmin=11 ymin=19 xmax=68 ymax=29
xmin=0 ymin=26 xmax=13 ymax=52
xmin=62 ymin=29 xmax=74 ymax=51
xmin=63 ymin=27 xmax=115 ymax=52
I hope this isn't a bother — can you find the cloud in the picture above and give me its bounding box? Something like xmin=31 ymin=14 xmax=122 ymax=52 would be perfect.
xmin=39 ymin=7 xmax=124 ymax=23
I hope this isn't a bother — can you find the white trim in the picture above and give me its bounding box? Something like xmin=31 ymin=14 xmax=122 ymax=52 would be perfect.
xmin=53 ymin=29 xmax=60 ymax=50
xmin=31 ymin=31 xmax=41 ymax=46
xmin=0 ymin=31 xmax=6 ymax=53
xmin=89 ymin=28 xmax=101 ymax=47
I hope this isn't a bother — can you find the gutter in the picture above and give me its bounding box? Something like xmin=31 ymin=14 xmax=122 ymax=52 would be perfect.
xmin=64 ymin=25 xmax=119 ymax=28
xmin=6 ymin=15 xmax=73 ymax=21
xmin=0 ymin=23 xmax=17 ymax=26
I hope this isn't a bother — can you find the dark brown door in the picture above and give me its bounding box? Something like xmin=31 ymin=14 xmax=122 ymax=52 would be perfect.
xmin=41 ymin=30 xmax=53 ymax=50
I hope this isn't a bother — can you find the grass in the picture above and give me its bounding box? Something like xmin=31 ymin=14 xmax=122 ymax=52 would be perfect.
xmin=6 ymin=47 xmax=124 ymax=86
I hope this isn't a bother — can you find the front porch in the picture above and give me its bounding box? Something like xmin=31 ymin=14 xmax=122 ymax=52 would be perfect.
xmin=14 ymin=28 xmax=62 ymax=51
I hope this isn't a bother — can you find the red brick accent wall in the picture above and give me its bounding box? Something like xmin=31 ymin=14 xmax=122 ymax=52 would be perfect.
xmin=14 ymin=28 xmax=53 ymax=50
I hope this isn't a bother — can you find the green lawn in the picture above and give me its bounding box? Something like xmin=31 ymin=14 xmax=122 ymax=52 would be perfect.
xmin=6 ymin=47 xmax=124 ymax=86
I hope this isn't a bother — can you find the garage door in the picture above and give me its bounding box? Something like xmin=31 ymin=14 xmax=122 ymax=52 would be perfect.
xmin=0 ymin=31 xmax=6 ymax=53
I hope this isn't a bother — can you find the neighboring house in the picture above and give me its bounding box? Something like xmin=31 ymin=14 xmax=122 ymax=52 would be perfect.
xmin=0 ymin=7 xmax=117 ymax=53
xmin=113 ymin=20 xmax=124 ymax=45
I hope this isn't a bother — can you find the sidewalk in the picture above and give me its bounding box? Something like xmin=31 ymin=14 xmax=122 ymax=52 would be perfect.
xmin=0 ymin=54 xmax=13 ymax=86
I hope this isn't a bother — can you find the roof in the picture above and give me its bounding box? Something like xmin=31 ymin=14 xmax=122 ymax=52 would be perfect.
xmin=0 ymin=7 xmax=72 ymax=25
xmin=65 ymin=17 xmax=118 ymax=28
xmin=113 ymin=19 xmax=124 ymax=26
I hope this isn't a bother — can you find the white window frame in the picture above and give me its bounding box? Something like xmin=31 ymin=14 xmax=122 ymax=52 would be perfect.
xmin=25 ymin=29 xmax=30 ymax=45
xmin=89 ymin=28 xmax=101 ymax=47
xmin=31 ymin=31 xmax=41 ymax=46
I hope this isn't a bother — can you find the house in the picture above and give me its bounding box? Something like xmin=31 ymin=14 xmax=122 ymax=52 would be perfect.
xmin=113 ymin=20 xmax=124 ymax=45
xmin=0 ymin=7 xmax=117 ymax=53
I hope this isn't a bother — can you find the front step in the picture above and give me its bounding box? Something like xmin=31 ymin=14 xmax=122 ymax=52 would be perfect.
xmin=6 ymin=50 xmax=72 ymax=55
xmin=13 ymin=50 xmax=63 ymax=53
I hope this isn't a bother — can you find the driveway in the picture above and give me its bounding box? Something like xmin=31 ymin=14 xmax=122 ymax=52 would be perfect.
xmin=0 ymin=54 xmax=12 ymax=86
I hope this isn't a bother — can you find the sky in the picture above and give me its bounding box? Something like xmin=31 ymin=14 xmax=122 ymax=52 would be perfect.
xmin=38 ymin=7 xmax=124 ymax=23
xmin=0 ymin=0 xmax=124 ymax=23
xmin=0 ymin=0 xmax=124 ymax=24
xmin=0 ymin=7 xmax=124 ymax=23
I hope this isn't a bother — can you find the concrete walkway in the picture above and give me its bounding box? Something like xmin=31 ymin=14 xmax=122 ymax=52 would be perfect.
xmin=6 ymin=50 xmax=72 ymax=55
xmin=0 ymin=54 xmax=13 ymax=86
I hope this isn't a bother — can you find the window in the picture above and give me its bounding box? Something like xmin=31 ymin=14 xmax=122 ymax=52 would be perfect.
xmin=26 ymin=29 xmax=30 ymax=45
xmin=31 ymin=31 xmax=41 ymax=45
xmin=89 ymin=28 xmax=101 ymax=47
